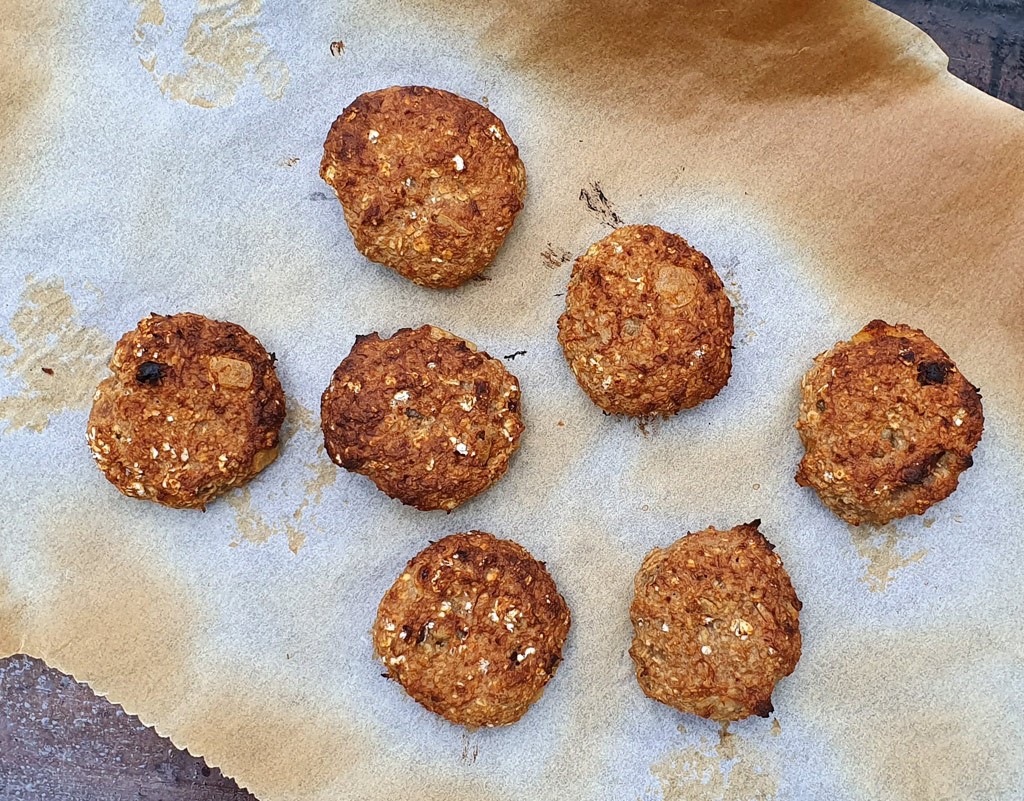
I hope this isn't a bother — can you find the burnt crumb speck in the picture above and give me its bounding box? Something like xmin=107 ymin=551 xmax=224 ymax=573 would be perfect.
xmin=917 ymin=361 xmax=951 ymax=385
xmin=471 ymin=274 xmax=493 ymax=282
xmin=816 ymin=399 xmax=826 ymax=412
xmin=269 ymin=352 xmax=277 ymax=365
xmin=405 ymin=408 xmax=424 ymax=419
xmin=503 ymin=350 xmax=527 ymax=361
xmin=41 ymin=366 xmax=54 ymax=375
xmin=579 ymin=181 xmax=624 ymax=228
xmin=898 ymin=349 xmax=916 ymax=365
xmin=330 ymin=40 xmax=345 ymax=56
xmin=135 ymin=361 xmax=166 ymax=384
xmin=899 ymin=460 xmax=934 ymax=485
xmin=541 ymin=245 xmax=573 ymax=269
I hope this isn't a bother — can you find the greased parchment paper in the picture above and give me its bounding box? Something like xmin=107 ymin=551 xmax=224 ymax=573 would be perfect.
xmin=2 ymin=1 xmax=1023 ymax=799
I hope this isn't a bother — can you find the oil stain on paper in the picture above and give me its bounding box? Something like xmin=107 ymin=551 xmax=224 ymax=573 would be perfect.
xmin=181 ymin=690 xmax=365 ymax=801
xmin=415 ymin=0 xmax=939 ymax=108
xmin=0 ymin=0 xmax=64 ymax=209
xmin=227 ymin=402 xmax=337 ymax=554
xmin=184 ymin=688 xmax=505 ymax=801
xmin=649 ymin=728 xmax=779 ymax=801
xmin=848 ymin=523 xmax=927 ymax=592
xmin=132 ymin=0 xmax=290 ymax=108
xmin=0 ymin=276 xmax=112 ymax=434
xmin=32 ymin=509 xmax=198 ymax=722
xmin=0 ymin=0 xmax=59 ymax=143
xmin=800 ymin=626 xmax=1022 ymax=801
xmin=0 ymin=575 xmax=27 ymax=657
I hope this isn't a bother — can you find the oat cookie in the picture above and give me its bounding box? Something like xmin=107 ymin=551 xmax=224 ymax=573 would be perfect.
xmin=321 ymin=325 xmax=523 ymax=511
xmin=321 ymin=86 xmax=527 ymax=288
xmin=88 ymin=313 xmax=285 ymax=509
xmin=796 ymin=320 xmax=983 ymax=525
xmin=558 ymin=224 xmax=733 ymax=416
xmin=373 ymin=532 xmax=571 ymax=728
xmin=630 ymin=522 xmax=801 ymax=722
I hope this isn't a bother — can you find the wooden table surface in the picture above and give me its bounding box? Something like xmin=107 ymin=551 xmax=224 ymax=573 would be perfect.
xmin=2 ymin=2 xmax=1022 ymax=799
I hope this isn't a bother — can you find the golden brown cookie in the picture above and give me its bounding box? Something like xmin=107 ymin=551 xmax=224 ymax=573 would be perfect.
xmin=629 ymin=522 xmax=802 ymax=722
xmin=373 ymin=532 xmax=571 ymax=728
xmin=320 ymin=325 xmax=523 ymax=511
xmin=320 ymin=86 xmax=527 ymax=288
xmin=796 ymin=320 xmax=983 ymax=526
xmin=88 ymin=313 xmax=285 ymax=509
xmin=557 ymin=225 xmax=734 ymax=417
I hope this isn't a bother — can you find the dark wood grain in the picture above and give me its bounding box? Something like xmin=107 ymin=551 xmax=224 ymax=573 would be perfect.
xmin=0 ymin=655 xmax=255 ymax=800
xmin=876 ymin=0 xmax=1024 ymax=109
xmin=2 ymin=4 xmax=1023 ymax=801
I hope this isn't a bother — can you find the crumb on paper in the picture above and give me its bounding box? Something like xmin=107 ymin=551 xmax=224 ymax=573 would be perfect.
xmin=579 ymin=181 xmax=624 ymax=228
xmin=542 ymin=244 xmax=573 ymax=269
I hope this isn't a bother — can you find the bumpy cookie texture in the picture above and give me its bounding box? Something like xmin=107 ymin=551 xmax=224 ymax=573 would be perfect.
xmin=321 ymin=326 xmax=523 ymax=511
xmin=320 ymin=86 xmax=527 ymax=288
xmin=796 ymin=320 xmax=983 ymax=526
xmin=373 ymin=532 xmax=571 ymax=728
xmin=88 ymin=313 xmax=285 ymax=509
xmin=629 ymin=522 xmax=802 ymax=722
xmin=557 ymin=225 xmax=734 ymax=417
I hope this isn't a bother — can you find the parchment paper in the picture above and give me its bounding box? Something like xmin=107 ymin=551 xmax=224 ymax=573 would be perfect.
xmin=2 ymin=1 xmax=1023 ymax=799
